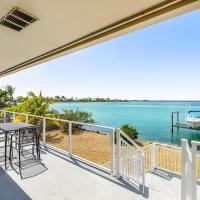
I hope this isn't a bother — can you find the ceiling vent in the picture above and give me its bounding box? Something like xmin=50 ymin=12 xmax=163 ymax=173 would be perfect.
xmin=0 ymin=8 xmax=38 ymax=32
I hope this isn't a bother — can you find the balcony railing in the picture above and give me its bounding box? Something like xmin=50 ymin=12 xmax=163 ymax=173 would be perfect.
xmin=143 ymin=142 xmax=200 ymax=181
xmin=1 ymin=109 xmax=199 ymax=199
xmin=0 ymin=109 xmax=146 ymax=193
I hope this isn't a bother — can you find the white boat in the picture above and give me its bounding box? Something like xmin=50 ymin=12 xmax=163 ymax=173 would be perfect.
xmin=186 ymin=111 xmax=200 ymax=129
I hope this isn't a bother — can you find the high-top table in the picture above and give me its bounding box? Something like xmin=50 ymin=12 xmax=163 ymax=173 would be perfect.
xmin=0 ymin=122 xmax=36 ymax=169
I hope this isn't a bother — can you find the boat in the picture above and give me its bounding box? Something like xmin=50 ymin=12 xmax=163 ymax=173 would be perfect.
xmin=186 ymin=110 xmax=200 ymax=129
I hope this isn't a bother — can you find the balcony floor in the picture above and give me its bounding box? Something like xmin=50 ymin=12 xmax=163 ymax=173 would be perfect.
xmin=0 ymin=145 xmax=199 ymax=200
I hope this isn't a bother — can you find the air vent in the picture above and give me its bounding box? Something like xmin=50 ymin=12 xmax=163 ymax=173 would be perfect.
xmin=0 ymin=8 xmax=38 ymax=32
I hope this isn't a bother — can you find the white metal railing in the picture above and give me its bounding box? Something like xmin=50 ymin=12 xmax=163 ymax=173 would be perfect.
xmin=191 ymin=141 xmax=200 ymax=200
xmin=4 ymin=110 xmax=200 ymax=196
xmin=143 ymin=142 xmax=200 ymax=181
xmin=181 ymin=140 xmax=200 ymax=200
xmin=0 ymin=110 xmax=115 ymax=173
xmin=1 ymin=110 xmax=146 ymax=191
xmin=116 ymin=128 xmax=145 ymax=191
xmin=155 ymin=143 xmax=181 ymax=174
xmin=143 ymin=143 xmax=181 ymax=174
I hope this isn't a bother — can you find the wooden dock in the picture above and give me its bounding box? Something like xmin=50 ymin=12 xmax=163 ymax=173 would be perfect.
xmin=171 ymin=112 xmax=199 ymax=133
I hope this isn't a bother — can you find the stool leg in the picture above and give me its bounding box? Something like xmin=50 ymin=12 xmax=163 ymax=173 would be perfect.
xmin=18 ymin=134 xmax=21 ymax=169
xmin=9 ymin=134 xmax=13 ymax=161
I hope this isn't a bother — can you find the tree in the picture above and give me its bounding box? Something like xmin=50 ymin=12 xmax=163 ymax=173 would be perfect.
xmin=61 ymin=109 xmax=95 ymax=133
xmin=5 ymin=85 xmax=15 ymax=105
xmin=0 ymin=89 xmax=7 ymax=102
xmin=6 ymin=91 xmax=55 ymax=117
xmin=0 ymin=85 xmax=15 ymax=105
xmin=16 ymin=96 xmax=25 ymax=103
xmin=54 ymin=95 xmax=61 ymax=102
xmin=6 ymin=91 xmax=57 ymax=127
xmin=121 ymin=124 xmax=138 ymax=140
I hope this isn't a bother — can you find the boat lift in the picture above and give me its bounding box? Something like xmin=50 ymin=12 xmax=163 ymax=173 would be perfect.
xmin=171 ymin=111 xmax=198 ymax=133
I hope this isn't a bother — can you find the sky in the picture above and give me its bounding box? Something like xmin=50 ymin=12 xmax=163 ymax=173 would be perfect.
xmin=0 ymin=10 xmax=200 ymax=100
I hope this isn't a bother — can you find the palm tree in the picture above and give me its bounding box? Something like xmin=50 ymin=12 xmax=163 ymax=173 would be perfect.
xmin=0 ymin=89 xmax=6 ymax=102
xmin=6 ymin=91 xmax=57 ymax=127
xmin=4 ymin=85 xmax=15 ymax=105
xmin=26 ymin=91 xmax=51 ymax=116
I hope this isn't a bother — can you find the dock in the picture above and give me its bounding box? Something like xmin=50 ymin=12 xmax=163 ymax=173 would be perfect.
xmin=171 ymin=111 xmax=199 ymax=133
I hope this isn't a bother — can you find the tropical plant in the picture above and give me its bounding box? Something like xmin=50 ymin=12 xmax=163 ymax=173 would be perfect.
xmin=5 ymin=85 xmax=15 ymax=105
xmin=6 ymin=91 xmax=58 ymax=126
xmin=0 ymin=85 xmax=15 ymax=105
xmin=6 ymin=91 xmax=51 ymax=115
xmin=61 ymin=109 xmax=95 ymax=133
xmin=121 ymin=123 xmax=138 ymax=140
xmin=0 ymin=89 xmax=7 ymax=102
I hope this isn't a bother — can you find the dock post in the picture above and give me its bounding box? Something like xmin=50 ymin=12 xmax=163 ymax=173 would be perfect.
xmin=171 ymin=112 xmax=174 ymax=133
xmin=177 ymin=112 xmax=179 ymax=130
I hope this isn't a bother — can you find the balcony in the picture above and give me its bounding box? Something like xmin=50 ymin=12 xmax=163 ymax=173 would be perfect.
xmin=0 ymin=143 xmax=199 ymax=200
xmin=0 ymin=110 xmax=199 ymax=200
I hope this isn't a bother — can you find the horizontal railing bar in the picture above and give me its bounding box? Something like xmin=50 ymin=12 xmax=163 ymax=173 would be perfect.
xmin=119 ymin=129 xmax=143 ymax=153
xmin=0 ymin=110 xmax=115 ymax=131
xmin=154 ymin=142 xmax=181 ymax=150
xmin=192 ymin=141 xmax=200 ymax=146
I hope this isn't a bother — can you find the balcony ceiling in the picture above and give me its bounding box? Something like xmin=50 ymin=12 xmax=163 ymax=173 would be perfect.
xmin=0 ymin=0 xmax=200 ymax=77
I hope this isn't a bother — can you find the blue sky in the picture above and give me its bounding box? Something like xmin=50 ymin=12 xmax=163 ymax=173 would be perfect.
xmin=0 ymin=10 xmax=200 ymax=100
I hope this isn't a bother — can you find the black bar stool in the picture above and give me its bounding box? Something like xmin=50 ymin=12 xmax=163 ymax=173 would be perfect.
xmin=9 ymin=127 xmax=40 ymax=169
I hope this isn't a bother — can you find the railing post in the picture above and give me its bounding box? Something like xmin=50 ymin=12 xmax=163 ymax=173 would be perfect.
xmin=191 ymin=141 xmax=197 ymax=200
xmin=141 ymin=152 xmax=146 ymax=194
xmin=110 ymin=129 xmax=115 ymax=176
xmin=43 ymin=118 xmax=46 ymax=145
xmin=116 ymin=128 xmax=121 ymax=177
xmin=68 ymin=122 xmax=72 ymax=157
xmin=171 ymin=112 xmax=174 ymax=133
xmin=151 ymin=143 xmax=157 ymax=171
xmin=13 ymin=113 xmax=16 ymax=121
xmin=181 ymin=139 xmax=194 ymax=200
xmin=3 ymin=111 xmax=6 ymax=123
xmin=25 ymin=114 xmax=28 ymax=123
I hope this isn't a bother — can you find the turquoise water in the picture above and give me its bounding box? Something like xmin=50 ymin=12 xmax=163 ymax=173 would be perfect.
xmin=51 ymin=101 xmax=200 ymax=145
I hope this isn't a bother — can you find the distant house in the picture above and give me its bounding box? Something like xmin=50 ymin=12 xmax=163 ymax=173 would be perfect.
xmin=0 ymin=102 xmax=6 ymax=108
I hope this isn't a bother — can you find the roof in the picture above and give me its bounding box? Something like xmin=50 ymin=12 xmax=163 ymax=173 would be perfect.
xmin=0 ymin=0 xmax=200 ymax=77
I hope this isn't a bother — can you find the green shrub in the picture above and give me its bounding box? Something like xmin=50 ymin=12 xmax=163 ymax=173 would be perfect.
xmin=121 ymin=123 xmax=138 ymax=140
xmin=61 ymin=109 xmax=95 ymax=133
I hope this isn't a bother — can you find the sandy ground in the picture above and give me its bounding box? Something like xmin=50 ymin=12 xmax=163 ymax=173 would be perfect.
xmin=46 ymin=130 xmax=200 ymax=179
xmin=46 ymin=130 xmax=111 ymax=165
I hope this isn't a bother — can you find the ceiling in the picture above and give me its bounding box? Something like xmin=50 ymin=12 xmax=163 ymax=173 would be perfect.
xmin=0 ymin=0 xmax=200 ymax=77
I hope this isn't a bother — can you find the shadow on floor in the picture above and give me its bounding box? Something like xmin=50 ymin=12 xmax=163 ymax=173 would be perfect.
xmin=152 ymin=168 xmax=182 ymax=181
xmin=9 ymin=148 xmax=48 ymax=179
xmin=0 ymin=167 xmax=31 ymax=200
xmin=0 ymin=147 xmax=48 ymax=179
xmin=43 ymin=145 xmax=149 ymax=198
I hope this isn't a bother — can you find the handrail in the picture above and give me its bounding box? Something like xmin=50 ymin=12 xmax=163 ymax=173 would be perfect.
xmin=0 ymin=109 xmax=115 ymax=131
xmin=154 ymin=142 xmax=181 ymax=150
xmin=1 ymin=109 xmax=146 ymax=189
xmin=117 ymin=128 xmax=145 ymax=189
xmin=118 ymin=128 xmax=144 ymax=154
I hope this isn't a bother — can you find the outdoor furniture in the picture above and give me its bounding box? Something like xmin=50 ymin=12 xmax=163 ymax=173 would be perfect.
xmin=0 ymin=116 xmax=11 ymax=150
xmin=0 ymin=116 xmax=10 ymax=123
xmin=0 ymin=122 xmax=39 ymax=169
xmin=9 ymin=126 xmax=40 ymax=169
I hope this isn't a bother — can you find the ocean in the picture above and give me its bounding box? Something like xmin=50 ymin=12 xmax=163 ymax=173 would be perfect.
xmin=51 ymin=101 xmax=200 ymax=145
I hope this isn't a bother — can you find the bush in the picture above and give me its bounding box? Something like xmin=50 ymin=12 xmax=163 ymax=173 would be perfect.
xmin=61 ymin=109 xmax=95 ymax=133
xmin=121 ymin=124 xmax=138 ymax=140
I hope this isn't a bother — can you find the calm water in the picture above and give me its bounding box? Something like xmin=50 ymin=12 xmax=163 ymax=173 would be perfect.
xmin=51 ymin=101 xmax=200 ymax=145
